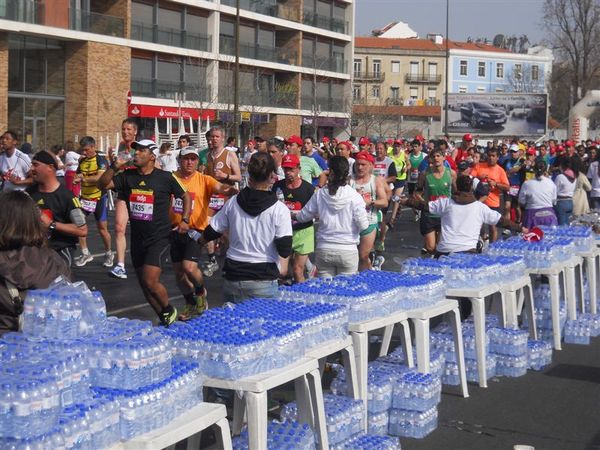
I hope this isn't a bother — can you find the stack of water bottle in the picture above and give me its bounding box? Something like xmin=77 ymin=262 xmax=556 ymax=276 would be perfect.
xmin=527 ymin=340 xmax=553 ymax=370
xmin=487 ymin=235 xmax=576 ymax=269
xmin=523 ymin=284 xmax=568 ymax=342
xmin=388 ymin=370 xmax=442 ymax=439
xmin=281 ymin=394 xmax=364 ymax=447
xmin=232 ymin=420 xmax=316 ymax=450
xmin=0 ymin=279 xmax=201 ymax=448
xmin=570 ymin=212 xmax=600 ymax=240
xmin=93 ymin=359 xmax=203 ymax=440
xmin=538 ymin=225 xmax=594 ymax=253
xmin=431 ymin=320 xmax=495 ymax=385
xmin=402 ymin=254 xmax=525 ymax=290
xmin=488 ymin=327 xmax=529 ymax=377
xmin=208 ymin=298 xmax=349 ymax=350
xmin=280 ymin=271 xmax=445 ymax=322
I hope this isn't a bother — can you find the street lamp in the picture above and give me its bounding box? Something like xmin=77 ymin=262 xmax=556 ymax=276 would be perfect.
xmin=443 ymin=0 xmax=450 ymax=135
xmin=233 ymin=0 xmax=240 ymax=145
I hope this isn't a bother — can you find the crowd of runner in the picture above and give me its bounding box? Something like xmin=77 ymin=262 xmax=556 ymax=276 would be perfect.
xmin=1 ymin=122 xmax=598 ymax=327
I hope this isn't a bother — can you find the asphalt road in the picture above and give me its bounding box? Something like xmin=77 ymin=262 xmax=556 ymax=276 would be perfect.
xmin=71 ymin=210 xmax=600 ymax=450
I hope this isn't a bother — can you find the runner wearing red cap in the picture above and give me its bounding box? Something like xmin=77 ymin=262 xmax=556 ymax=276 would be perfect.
xmin=285 ymin=135 xmax=323 ymax=186
xmin=272 ymin=154 xmax=316 ymax=283
xmin=452 ymin=133 xmax=474 ymax=164
xmin=351 ymin=151 xmax=388 ymax=270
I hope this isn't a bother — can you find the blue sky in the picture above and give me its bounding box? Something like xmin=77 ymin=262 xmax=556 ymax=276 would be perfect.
xmin=355 ymin=0 xmax=546 ymax=46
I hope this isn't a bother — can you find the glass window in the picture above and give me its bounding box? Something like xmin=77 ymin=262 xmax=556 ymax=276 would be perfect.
xmin=352 ymin=85 xmax=361 ymax=100
xmin=46 ymin=40 xmax=64 ymax=95
xmin=303 ymin=38 xmax=314 ymax=58
xmin=428 ymin=87 xmax=436 ymax=99
xmin=157 ymin=59 xmax=181 ymax=82
xmin=391 ymin=61 xmax=400 ymax=73
xmin=390 ymin=87 xmax=399 ymax=99
xmin=459 ymin=60 xmax=467 ymax=76
xmin=333 ymin=3 xmax=345 ymax=20
xmin=371 ymin=85 xmax=379 ymax=98
xmin=8 ymin=35 xmax=24 ymax=92
xmin=158 ymin=7 xmax=181 ymax=29
xmin=24 ymin=37 xmax=46 ymax=94
xmin=258 ymin=28 xmax=274 ymax=47
xmin=132 ymin=57 xmax=153 ymax=79
xmin=531 ymin=65 xmax=539 ymax=81
xmin=239 ymin=24 xmax=255 ymax=45
xmin=428 ymin=63 xmax=437 ymax=76
xmin=316 ymin=0 xmax=330 ymax=16
xmin=478 ymin=61 xmax=485 ymax=77
xmin=46 ymin=100 xmax=64 ymax=148
xmin=410 ymin=62 xmax=418 ymax=75
xmin=409 ymin=87 xmax=418 ymax=100
xmin=458 ymin=86 xmax=467 ymax=93
xmin=353 ymin=59 xmax=362 ymax=77
xmin=477 ymin=86 xmax=486 ymax=92
xmin=514 ymin=64 xmax=522 ymax=79
xmin=372 ymin=60 xmax=381 ymax=76
xmin=220 ymin=20 xmax=235 ymax=37
xmin=315 ymin=40 xmax=329 ymax=59
xmin=496 ymin=63 xmax=504 ymax=78
xmin=186 ymin=13 xmax=207 ymax=34
xmin=132 ymin=1 xmax=154 ymax=25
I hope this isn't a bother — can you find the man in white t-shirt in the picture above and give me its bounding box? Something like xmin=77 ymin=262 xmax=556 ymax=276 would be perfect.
xmin=0 ymin=131 xmax=32 ymax=191
xmin=403 ymin=174 xmax=526 ymax=254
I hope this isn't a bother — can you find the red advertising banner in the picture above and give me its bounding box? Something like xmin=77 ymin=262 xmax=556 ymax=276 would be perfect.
xmin=128 ymin=104 xmax=216 ymax=120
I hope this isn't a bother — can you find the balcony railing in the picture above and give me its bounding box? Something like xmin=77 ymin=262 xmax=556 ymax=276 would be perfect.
xmin=131 ymin=21 xmax=211 ymax=51
xmin=69 ymin=8 xmax=124 ymax=37
xmin=404 ymin=73 xmax=442 ymax=84
xmin=353 ymin=71 xmax=385 ymax=82
xmin=302 ymin=9 xmax=347 ymax=34
xmin=302 ymin=55 xmax=347 ymax=74
xmin=219 ymin=89 xmax=297 ymax=108
xmin=0 ymin=0 xmax=38 ymax=23
xmin=301 ymin=95 xmax=346 ymax=112
xmin=221 ymin=0 xmax=277 ymax=16
xmin=131 ymin=78 xmax=208 ymax=102
xmin=219 ymin=35 xmax=298 ymax=65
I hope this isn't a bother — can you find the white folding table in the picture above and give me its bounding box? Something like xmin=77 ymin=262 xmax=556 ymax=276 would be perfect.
xmin=499 ymin=275 xmax=537 ymax=339
xmin=579 ymin=245 xmax=600 ymax=314
xmin=118 ymin=402 xmax=232 ymax=450
xmin=203 ymin=357 xmax=329 ymax=450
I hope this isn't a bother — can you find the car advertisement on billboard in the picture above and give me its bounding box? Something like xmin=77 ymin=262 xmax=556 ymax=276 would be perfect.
xmin=446 ymin=93 xmax=548 ymax=137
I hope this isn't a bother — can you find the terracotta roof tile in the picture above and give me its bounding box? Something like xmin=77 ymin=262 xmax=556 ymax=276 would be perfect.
xmin=354 ymin=36 xmax=511 ymax=54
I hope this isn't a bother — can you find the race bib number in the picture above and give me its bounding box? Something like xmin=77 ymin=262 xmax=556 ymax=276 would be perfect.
xmin=284 ymin=200 xmax=302 ymax=212
xmin=410 ymin=169 xmax=419 ymax=182
xmin=373 ymin=163 xmax=387 ymax=178
xmin=509 ymin=185 xmax=520 ymax=196
xmin=209 ymin=194 xmax=225 ymax=211
xmin=80 ymin=198 xmax=97 ymax=213
xmin=171 ymin=192 xmax=195 ymax=214
xmin=129 ymin=189 xmax=154 ymax=221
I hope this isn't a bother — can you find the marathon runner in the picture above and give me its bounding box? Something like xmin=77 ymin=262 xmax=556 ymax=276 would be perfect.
xmin=170 ymin=146 xmax=238 ymax=320
xmin=373 ymin=141 xmax=397 ymax=254
xmin=414 ymin=148 xmax=456 ymax=255
xmin=204 ymin=125 xmax=242 ymax=276
xmin=387 ymin=140 xmax=407 ymax=228
xmin=285 ymin=135 xmax=323 ymax=186
xmin=350 ymin=151 xmax=388 ymax=271
xmin=0 ymin=131 xmax=31 ymax=192
xmin=27 ymin=151 xmax=88 ymax=266
xmin=109 ymin=118 xmax=139 ymax=279
xmin=98 ymin=139 xmax=191 ymax=326
xmin=272 ymin=154 xmax=315 ymax=283
xmin=72 ymin=136 xmax=113 ymax=268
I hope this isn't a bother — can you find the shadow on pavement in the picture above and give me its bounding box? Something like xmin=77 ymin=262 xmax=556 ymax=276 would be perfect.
xmin=545 ymin=364 xmax=600 ymax=384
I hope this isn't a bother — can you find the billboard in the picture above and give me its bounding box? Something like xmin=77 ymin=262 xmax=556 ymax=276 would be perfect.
xmin=446 ymin=93 xmax=548 ymax=137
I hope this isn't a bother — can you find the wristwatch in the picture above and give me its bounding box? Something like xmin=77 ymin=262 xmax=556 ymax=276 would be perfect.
xmin=48 ymin=221 xmax=56 ymax=232
xmin=182 ymin=217 xmax=190 ymax=224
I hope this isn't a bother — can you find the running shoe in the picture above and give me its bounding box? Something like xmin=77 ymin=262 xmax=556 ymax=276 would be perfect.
xmin=103 ymin=251 xmax=114 ymax=268
xmin=179 ymin=292 xmax=209 ymax=321
xmin=375 ymin=241 xmax=385 ymax=252
xmin=202 ymin=260 xmax=219 ymax=277
xmin=74 ymin=252 xmax=93 ymax=267
xmin=110 ymin=265 xmax=128 ymax=279
xmin=160 ymin=306 xmax=178 ymax=327
xmin=372 ymin=255 xmax=385 ymax=270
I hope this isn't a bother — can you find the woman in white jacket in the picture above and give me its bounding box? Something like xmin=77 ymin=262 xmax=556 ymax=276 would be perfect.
xmin=295 ymin=156 xmax=369 ymax=277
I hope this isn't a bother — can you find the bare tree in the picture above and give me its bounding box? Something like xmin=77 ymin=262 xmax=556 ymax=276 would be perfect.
xmin=543 ymin=0 xmax=600 ymax=106
xmin=505 ymin=64 xmax=544 ymax=93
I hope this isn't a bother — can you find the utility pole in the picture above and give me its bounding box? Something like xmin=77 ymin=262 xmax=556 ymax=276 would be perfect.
xmin=444 ymin=0 xmax=450 ymax=135
xmin=233 ymin=0 xmax=240 ymax=145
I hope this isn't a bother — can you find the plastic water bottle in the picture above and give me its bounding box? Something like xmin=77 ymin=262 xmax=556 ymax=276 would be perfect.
xmin=276 ymin=187 xmax=285 ymax=203
xmin=187 ymin=229 xmax=202 ymax=242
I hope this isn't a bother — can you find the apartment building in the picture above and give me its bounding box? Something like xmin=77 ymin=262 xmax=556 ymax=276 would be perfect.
xmin=1 ymin=0 xmax=354 ymax=151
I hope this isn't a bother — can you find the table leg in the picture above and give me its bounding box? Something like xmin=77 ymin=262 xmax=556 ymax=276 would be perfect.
xmin=470 ymin=297 xmax=488 ymax=388
xmin=585 ymin=256 xmax=597 ymax=314
xmin=341 ymin=344 xmax=360 ymax=400
xmin=413 ymin=318 xmax=430 ymax=374
xmin=549 ymin=273 xmax=562 ymax=350
xmin=576 ymin=262 xmax=585 ymax=314
xmin=399 ymin=320 xmax=414 ymax=368
xmin=524 ymin=279 xmax=538 ymax=340
xmin=502 ymin=289 xmax=518 ymax=329
xmin=351 ymin=331 xmax=369 ymax=413
xmin=306 ymin=369 xmax=330 ymax=450
xmin=448 ymin=307 xmax=469 ymax=398
xmin=379 ymin=324 xmax=394 ymax=357
xmin=245 ymin=392 xmax=268 ymax=450
xmin=565 ymin=265 xmax=578 ymax=320
xmin=295 ymin=375 xmax=314 ymax=427
xmin=186 ymin=432 xmax=201 ymax=450
xmin=215 ymin=417 xmax=233 ymax=450
xmin=232 ymin=392 xmax=246 ymax=435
